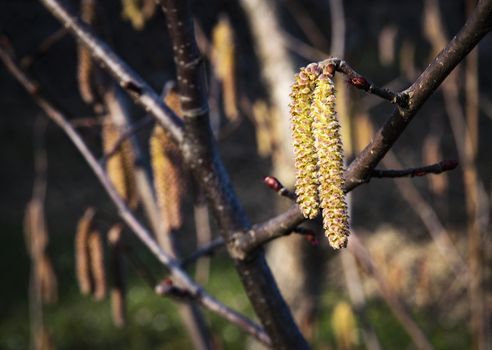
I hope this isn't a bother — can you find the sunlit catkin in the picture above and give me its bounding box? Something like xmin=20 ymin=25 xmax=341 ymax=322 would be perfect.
xmin=212 ymin=15 xmax=238 ymax=122
xmin=150 ymin=89 xmax=185 ymax=232
xmin=75 ymin=208 xmax=95 ymax=295
xmin=290 ymin=63 xmax=322 ymax=219
xmin=150 ymin=126 xmax=184 ymax=232
xmin=311 ymin=70 xmax=350 ymax=249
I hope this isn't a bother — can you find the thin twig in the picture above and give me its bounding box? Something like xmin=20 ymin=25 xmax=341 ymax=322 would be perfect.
xmin=20 ymin=27 xmax=68 ymax=68
xmin=321 ymin=57 xmax=408 ymax=107
xmin=370 ymin=160 xmax=458 ymax=179
xmin=155 ymin=280 xmax=272 ymax=346
xmin=38 ymin=0 xmax=184 ymax=144
xmin=100 ymin=114 xmax=153 ymax=164
xmin=181 ymin=237 xmax=224 ymax=268
xmin=0 ymin=48 xmax=271 ymax=347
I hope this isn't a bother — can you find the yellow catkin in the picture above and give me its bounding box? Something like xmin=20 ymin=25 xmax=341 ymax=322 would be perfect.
xmin=212 ymin=15 xmax=238 ymax=122
xmin=108 ymin=224 xmax=126 ymax=327
xmin=120 ymin=138 xmax=139 ymax=209
xmin=311 ymin=71 xmax=350 ymax=249
xmin=75 ymin=208 xmax=95 ymax=295
xmin=150 ymin=88 xmax=185 ymax=232
xmin=77 ymin=0 xmax=96 ymax=104
xmin=252 ymin=100 xmax=274 ymax=157
xmin=290 ymin=63 xmax=323 ymax=219
xmin=88 ymin=230 xmax=106 ymax=300
xmin=331 ymin=301 xmax=358 ymax=350
xmin=121 ymin=0 xmax=145 ymax=30
xmin=102 ymin=121 xmax=129 ymax=201
xmin=150 ymin=126 xmax=184 ymax=231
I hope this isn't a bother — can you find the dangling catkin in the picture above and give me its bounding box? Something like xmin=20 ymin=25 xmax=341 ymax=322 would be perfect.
xmin=88 ymin=230 xmax=106 ymax=300
xmin=311 ymin=69 xmax=350 ymax=249
xmin=150 ymin=126 xmax=184 ymax=231
xmin=108 ymin=224 xmax=126 ymax=327
xmin=121 ymin=0 xmax=145 ymax=30
xmin=212 ymin=15 xmax=238 ymax=122
xmin=102 ymin=121 xmax=129 ymax=202
xmin=289 ymin=63 xmax=350 ymax=249
xmin=150 ymin=88 xmax=185 ymax=232
xmin=289 ymin=63 xmax=323 ymax=219
xmin=75 ymin=208 xmax=95 ymax=295
xmin=77 ymin=0 xmax=96 ymax=104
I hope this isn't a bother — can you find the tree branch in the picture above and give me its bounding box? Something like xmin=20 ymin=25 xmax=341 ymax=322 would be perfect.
xmin=157 ymin=0 xmax=310 ymax=348
xmin=38 ymin=0 xmax=184 ymax=145
xmin=344 ymin=0 xmax=492 ymax=191
xmin=321 ymin=57 xmax=408 ymax=107
xmin=370 ymin=160 xmax=458 ymax=179
xmin=0 ymin=47 xmax=271 ymax=347
xmin=156 ymin=279 xmax=272 ymax=346
xmin=245 ymin=0 xmax=492 ymax=252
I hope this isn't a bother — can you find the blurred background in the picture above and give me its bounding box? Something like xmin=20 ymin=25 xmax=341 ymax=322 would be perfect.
xmin=0 ymin=0 xmax=491 ymax=349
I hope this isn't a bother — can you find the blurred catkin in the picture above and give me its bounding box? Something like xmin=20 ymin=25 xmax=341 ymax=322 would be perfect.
xmin=121 ymin=0 xmax=155 ymax=30
xmin=150 ymin=89 xmax=185 ymax=232
xmin=212 ymin=15 xmax=238 ymax=122
xmin=102 ymin=120 xmax=138 ymax=208
xmin=77 ymin=0 xmax=96 ymax=104
xmin=252 ymin=99 xmax=274 ymax=157
xmin=331 ymin=301 xmax=358 ymax=350
xmin=108 ymin=224 xmax=126 ymax=327
xmin=290 ymin=63 xmax=322 ymax=219
xmin=88 ymin=230 xmax=106 ymax=300
xmin=75 ymin=208 xmax=95 ymax=295
xmin=311 ymin=71 xmax=350 ymax=249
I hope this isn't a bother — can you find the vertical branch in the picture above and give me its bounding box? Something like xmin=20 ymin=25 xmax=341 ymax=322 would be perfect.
xmin=158 ymin=1 xmax=309 ymax=348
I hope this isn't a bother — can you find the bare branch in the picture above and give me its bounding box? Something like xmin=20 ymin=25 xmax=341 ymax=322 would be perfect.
xmin=247 ymin=0 xmax=492 ymax=251
xmin=156 ymin=279 xmax=271 ymax=346
xmin=370 ymin=160 xmax=458 ymax=179
xmin=181 ymin=237 xmax=224 ymax=268
xmin=20 ymin=27 xmax=68 ymax=68
xmin=0 ymin=48 xmax=271 ymax=347
xmin=157 ymin=0 xmax=309 ymax=347
xmin=344 ymin=0 xmax=492 ymax=191
xmin=321 ymin=57 xmax=408 ymax=107
xmin=38 ymin=0 xmax=184 ymax=144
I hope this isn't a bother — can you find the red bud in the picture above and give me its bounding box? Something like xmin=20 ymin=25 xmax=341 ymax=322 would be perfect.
xmin=264 ymin=176 xmax=282 ymax=192
xmin=348 ymin=76 xmax=370 ymax=90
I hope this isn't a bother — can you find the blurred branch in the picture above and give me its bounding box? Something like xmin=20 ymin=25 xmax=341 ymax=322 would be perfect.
xmin=20 ymin=27 xmax=68 ymax=68
xmin=38 ymin=0 xmax=184 ymax=144
xmin=157 ymin=0 xmax=309 ymax=347
xmin=155 ymin=280 xmax=272 ymax=346
xmin=0 ymin=47 xmax=272 ymax=347
xmin=348 ymin=233 xmax=434 ymax=350
xmin=370 ymin=160 xmax=458 ymax=179
xmin=181 ymin=237 xmax=224 ymax=268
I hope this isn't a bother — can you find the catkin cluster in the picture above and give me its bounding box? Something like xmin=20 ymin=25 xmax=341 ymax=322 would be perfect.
xmin=289 ymin=63 xmax=350 ymax=249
